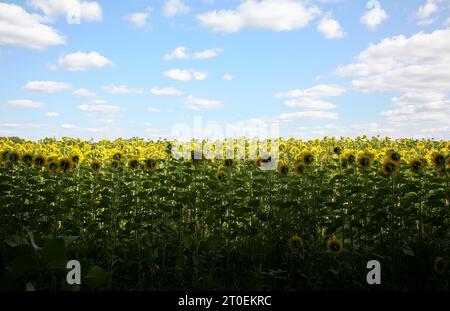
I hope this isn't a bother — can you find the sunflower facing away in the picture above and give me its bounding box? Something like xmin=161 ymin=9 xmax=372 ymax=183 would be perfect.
xmin=327 ymin=237 xmax=343 ymax=254
xmin=288 ymin=234 xmax=304 ymax=252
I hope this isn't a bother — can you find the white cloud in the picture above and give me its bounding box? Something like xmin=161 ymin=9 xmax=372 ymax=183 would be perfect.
xmin=150 ymin=87 xmax=183 ymax=96
xmin=62 ymin=123 xmax=77 ymax=129
xmin=27 ymin=0 xmax=102 ymax=23
xmin=197 ymin=0 xmax=321 ymax=33
xmin=445 ymin=16 xmax=450 ymax=25
xmin=5 ymin=99 xmax=44 ymax=109
xmin=24 ymin=81 xmax=71 ymax=93
xmin=45 ymin=112 xmax=59 ymax=117
xmin=416 ymin=0 xmax=438 ymax=25
xmin=165 ymin=46 xmax=223 ymax=60
xmin=73 ymin=88 xmax=96 ymax=98
xmin=336 ymin=28 xmax=450 ymax=93
xmin=192 ymin=48 xmax=223 ymax=59
xmin=317 ymin=16 xmax=345 ymax=39
xmin=278 ymin=111 xmax=338 ymax=121
xmin=184 ymin=95 xmax=223 ymax=110
xmin=0 ymin=3 xmax=66 ymax=50
xmin=0 ymin=122 xmax=46 ymax=129
xmin=361 ymin=7 xmax=388 ymax=30
xmin=284 ymin=98 xmax=336 ymax=110
xmin=276 ymin=84 xmax=345 ymax=98
xmin=222 ymin=74 xmax=235 ymax=81
xmin=163 ymin=0 xmax=190 ymax=17
xmin=56 ymin=51 xmax=114 ymax=71
xmin=147 ymin=107 xmax=161 ymax=113
xmin=164 ymin=69 xmax=208 ymax=81
xmin=102 ymin=85 xmax=144 ymax=94
xmin=164 ymin=46 xmax=189 ymax=60
xmin=77 ymin=103 xmax=124 ymax=113
xmin=125 ymin=8 xmax=152 ymax=28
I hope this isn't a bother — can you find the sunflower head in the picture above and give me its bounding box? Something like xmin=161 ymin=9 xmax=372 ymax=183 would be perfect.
xmin=434 ymin=256 xmax=446 ymax=274
xmin=387 ymin=149 xmax=401 ymax=162
xmin=91 ymin=161 xmax=101 ymax=171
xmin=21 ymin=153 xmax=34 ymax=165
xmin=112 ymin=152 xmax=123 ymax=161
xmin=327 ymin=237 xmax=343 ymax=254
xmin=33 ymin=155 xmax=46 ymax=167
xmin=216 ymin=170 xmax=227 ymax=181
xmin=59 ymin=158 xmax=74 ymax=173
xmin=381 ymin=158 xmax=399 ymax=177
xmin=299 ymin=152 xmax=314 ymax=166
xmin=8 ymin=151 xmax=20 ymax=163
xmin=409 ymin=158 xmax=426 ymax=174
xmin=333 ymin=146 xmax=341 ymax=155
xmin=288 ymin=234 xmax=304 ymax=252
xmin=294 ymin=161 xmax=306 ymax=175
xmin=46 ymin=159 xmax=59 ymax=173
xmin=128 ymin=158 xmax=140 ymax=169
xmin=144 ymin=159 xmax=157 ymax=170
xmin=1 ymin=150 xmax=9 ymax=162
xmin=430 ymin=151 xmax=446 ymax=169
xmin=277 ymin=162 xmax=289 ymax=176
xmin=71 ymin=155 xmax=80 ymax=165
xmin=343 ymin=151 xmax=356 ymax=165
xmin=357 ymin=151 xmax=373 ymax=169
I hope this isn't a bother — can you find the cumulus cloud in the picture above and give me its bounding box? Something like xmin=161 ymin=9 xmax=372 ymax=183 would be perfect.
xmin=73 ymin=88 xmax=96 ymax=98
xmin=147 ymin=107 xmax=161 ymax=113
xmin=360 ymin=4 xmax=388 ymax=30
xmin=164 ymin=69 xmax=208 ymax=81
xmin=77 ymin=103 xmax=124 ymax=113
xmin=24 ymin=81 xmax=71 ymax=93
xmin=27 ymin=0 xmax=102 ymax=23
xmin=184 ymin=96 xmax=223 ymax=110
xmin=278 ymin=111 xmax=338 ymax=121
xmin=125 ymin=7 xmax=152 ymax=28
xmin=45 ymin=112 xmax=59 ymax=117
xmin=197 ymin=0 xmax=321 ymax=32
xmin=0 ymin=3 xmax=66 ymax=50
xmin=56 ymin=51 xmax=114 ymax=71
xmin=102 ymin=85 xmax=144 ymax=94
xmin=317 ymin=16 xmax=345 ymax=39
xmin=222 ymin=74 xmax=235 ymax=81
xmin=150 ymin=87 xmax=183 ymax=96
xmin=276 ymin=84 xmax=344 ymax=110
xmin=5 ymin=99 xmax=44 ymax=109
xmin=163 ymin=0 xmax=190 ymax=17
xmin=416 ymin=0 xmax=438 ymax=25
xmin=164 ymin=46 xmax=223 ymax=60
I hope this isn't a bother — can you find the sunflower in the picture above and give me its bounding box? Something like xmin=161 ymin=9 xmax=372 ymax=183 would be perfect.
xmin=288 ymin=234 xmax=304 ymax=252
xmin=91 ymin=161 xmax=101 ymax=171
xmin=71 ymin=155 xmax=80 ymax=165
xmin=333 ymin=146 xmax=341 ymax=155
xmin=277 ymin=162 xmax=289 ymax=175
xmin=294 ymin=161 xmax=306 ymax=175
xmin=430 ymin=151 xmax=446 ymax=170
xmin=299 ymin=151 xmax=314 ymax=166
xmin=327 ymin=237 xmax=343 ymax=254
xmin=387 ymin=149 xmax=401 ymax=163
xmin=33 ymin=155 xmax=46 ymax=167
xmin=357 ymin=151 xmax=373 ymax=169
xmin=343 ymin=151 xmax=356 ymax=165
xmin=1 ymin=150 xmax=9 ymax=162
xmin=112 ymin=152 xmax=123 ymax=161
xmin=59 ymin=158 xmax=74 ymax=172
xmin=409 ymin=158 xmax=426 ymax=174
xmin=381 ymin=158 xmax=399 ymax=177
xmin=223 ymin=158 xmax=234 ymax=167
xmin=434 ymin=257 xmax=446 ymax=274
xmin=46 ymin=159 xmax=59 ymax=173
xmin=8 ymin=151 xmax=20 ymax=163
xmin=144 ymin=159 xmax=157 ymax=170
xmin=187 ymin=219 xmax=201 ymax=234
xmin=128 ymin=158 xmax=140 ymax=169
xmin=21 ymin=153 xmax=34 ymax=165
xmin=216 ymin=170 xmax=227 ymax=181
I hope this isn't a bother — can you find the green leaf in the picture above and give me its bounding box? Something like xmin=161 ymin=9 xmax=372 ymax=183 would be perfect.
xmin=43 ymin=238 xmax=66 ymax=262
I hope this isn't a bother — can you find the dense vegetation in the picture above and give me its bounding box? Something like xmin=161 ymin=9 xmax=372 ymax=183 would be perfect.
xmin=0 ymin=136 xmax=449 ymax=291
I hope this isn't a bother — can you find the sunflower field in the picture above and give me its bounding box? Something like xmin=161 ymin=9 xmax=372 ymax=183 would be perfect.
xmin=0 ymin=136 xmax=449 ymax=291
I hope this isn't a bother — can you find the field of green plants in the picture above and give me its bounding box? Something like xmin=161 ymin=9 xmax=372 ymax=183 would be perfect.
xmin=0 ymin=137 xmax=449 ymax=291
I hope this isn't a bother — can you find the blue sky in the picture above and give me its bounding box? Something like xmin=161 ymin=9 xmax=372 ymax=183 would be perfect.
xmin=1 ymin=0 xmax=449 ymax=140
